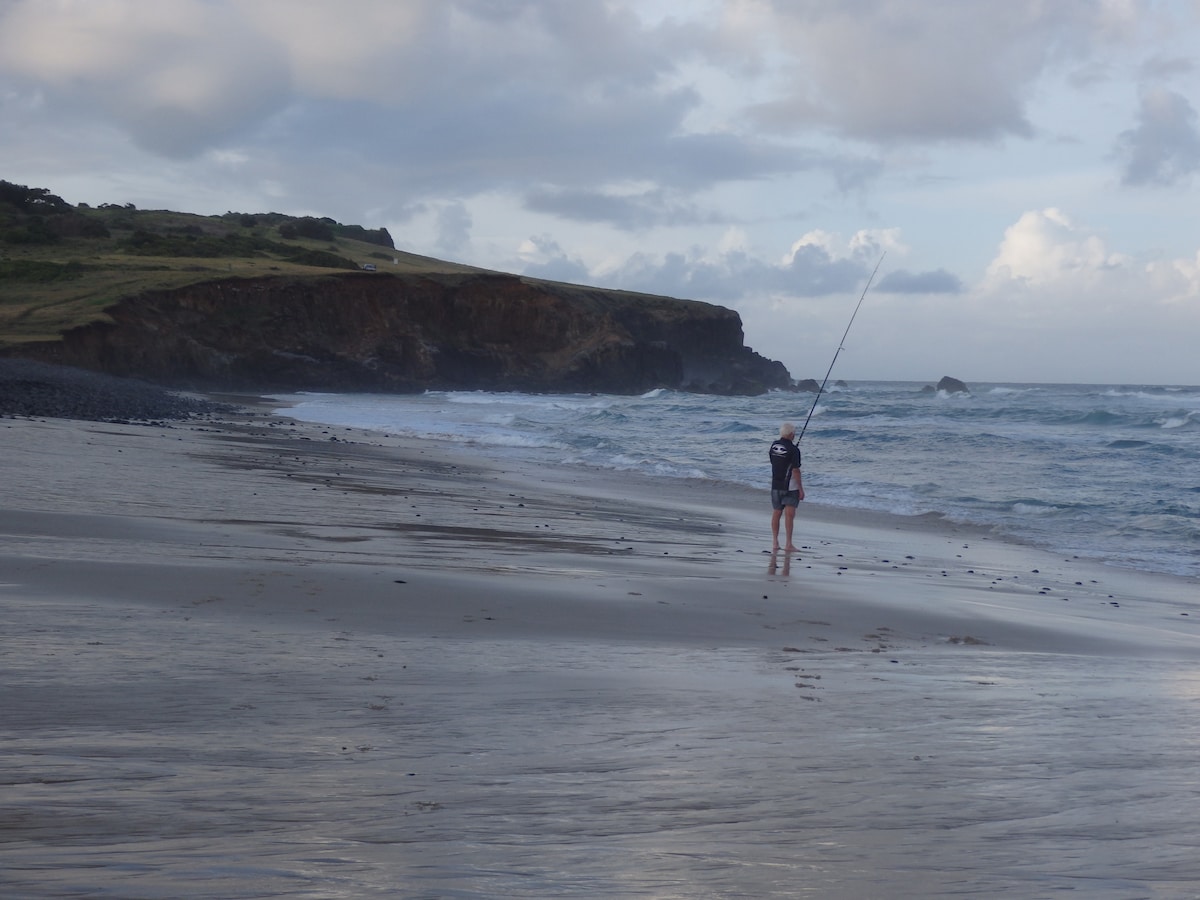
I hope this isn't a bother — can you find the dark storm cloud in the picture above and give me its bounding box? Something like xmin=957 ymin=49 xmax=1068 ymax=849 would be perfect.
xmin=0 ymin=1 xmax=293 ymax=159
xmin=574 ymin=240 xmax=876 ymax=304
xmin=1116 ymin=88 xmax=1200 ymax=187
xmin=519 ymin=241 xmax=594 ymax=284
xmin=524 ymin=188 xmax=718 ymax=231
xmin=521 ymin=141 xmax=881 ymax=231
xmin=876 ymin=268 xmax=964 ymax=294
xmin=782 ymin=243 xmax=868 ymax=296
xmin=0 ymin=0 xmax=884 ymax=220
xmin=274 ymin=84 xmax=824 ymax=210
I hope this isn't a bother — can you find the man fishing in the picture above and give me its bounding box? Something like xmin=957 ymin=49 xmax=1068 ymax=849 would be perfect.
xmin=769 ymin=422 xmax=804 ymax=552
xmin=771 ymin=252 xmax=885 ymax=554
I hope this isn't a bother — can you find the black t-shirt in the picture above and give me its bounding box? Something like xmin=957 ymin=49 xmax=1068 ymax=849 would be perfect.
xmin=769 ymin=438 xmax=801 ymax=491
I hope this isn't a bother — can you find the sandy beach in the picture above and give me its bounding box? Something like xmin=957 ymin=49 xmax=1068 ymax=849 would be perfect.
xmin=3 ymin=406 xmax=1200 ymax=898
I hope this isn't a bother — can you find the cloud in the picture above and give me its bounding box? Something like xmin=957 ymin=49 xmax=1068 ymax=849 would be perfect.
xmin=953 ymin=207 xmax=1200 ymax=380
xmin=983 ymin=208 xmax=1130 ymax=290
xmin=512 ymin=227 xmax=895 ymax=305
xmin=782 ymin=241 xmax=872 ymax=296
xmin=876 ymin=269 xmax=963 ymax=294
xmin=524 ymin=187 xmax=721 ymax=230
xmin=241 ymin=1 xmax=433 ymax=99
xmin=2 ymin=0 xmax=1198 ymax=384
xmin=0 ymin=0 xmax=292 ymax=157
xmin=1139 ymin=54 xmax=1195 ymax=81
xmin=2 ymin=0 xmax=1171 ymax=226
xmin=434 ymin=202 xmax=473 ymax=256
xmin=745 ymin=0 xmax=1139 ymax=143
xmin=517 ymin=234 xmax=592 ymax=283
xmin=745 ymin=209 xmax=1200 ymax=383
xmin=504 ymin=208 xmax=1200 ymax=384
xmin=1145 ymin=249 xmax=1200 ymax=306
xmin=1116 ymin=87 xmax=1200 ymax=187
xmin=958 ymin=208 xmax=1194 ymax=374
xmin=0 ymin=0 xmax=875 ymax=216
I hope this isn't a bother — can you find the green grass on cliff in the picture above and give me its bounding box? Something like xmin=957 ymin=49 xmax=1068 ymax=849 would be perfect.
xmin=0 ymin=186 xmax=484 ymax=346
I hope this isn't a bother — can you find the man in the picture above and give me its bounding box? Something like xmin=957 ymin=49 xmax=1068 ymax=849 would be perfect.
xmin=769 ymin=422 xmax=804 ymax=552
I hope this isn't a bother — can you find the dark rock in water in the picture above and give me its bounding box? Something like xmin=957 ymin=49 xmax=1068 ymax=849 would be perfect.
xmin=834 ymin=380 xmax=848 ymax=388
xmin=922 ymin=375 xmax=970 ymax=394
xmin=793 ymin=378 xmax=821 ymax=393
xmin=5 ymin=272 xmax=793 ymax=397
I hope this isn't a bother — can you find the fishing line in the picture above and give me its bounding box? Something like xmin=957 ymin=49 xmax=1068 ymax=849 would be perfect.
xmin=797 ymin=251 xmax=885 ymax=443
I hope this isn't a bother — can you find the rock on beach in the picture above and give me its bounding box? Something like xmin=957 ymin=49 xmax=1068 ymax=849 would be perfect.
xmin=0 ymin=359 xmax=230 ymax=423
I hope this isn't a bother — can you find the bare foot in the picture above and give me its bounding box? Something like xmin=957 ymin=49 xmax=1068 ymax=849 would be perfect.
xmin=784 ymin=545 xmax=800 ymax=552
xmin=771 ymin=544 xmax=780 ymax=553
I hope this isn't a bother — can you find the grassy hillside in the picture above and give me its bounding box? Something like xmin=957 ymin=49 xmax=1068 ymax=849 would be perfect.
xmin=0 ymin=180 xmax=485 ymax=347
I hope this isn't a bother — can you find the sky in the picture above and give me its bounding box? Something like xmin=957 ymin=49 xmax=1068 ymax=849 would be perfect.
xmin=2 ymin=0 xmax=1198 ymax=385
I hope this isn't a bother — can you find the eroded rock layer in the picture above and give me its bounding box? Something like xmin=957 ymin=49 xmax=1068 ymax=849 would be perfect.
xmin=14 ymin=271 xmax=793 ymax=395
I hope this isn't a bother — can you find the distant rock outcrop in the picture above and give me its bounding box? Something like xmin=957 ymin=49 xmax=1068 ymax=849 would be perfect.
xmin=9 ymin=271 xmax=794 ymax=396
xmin=921 ymin=375 xmax=970 ymax=394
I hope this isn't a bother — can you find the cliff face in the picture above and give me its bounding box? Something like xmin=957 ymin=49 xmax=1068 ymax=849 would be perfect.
xmin=14 ymin=271 xmax=792 ymax=395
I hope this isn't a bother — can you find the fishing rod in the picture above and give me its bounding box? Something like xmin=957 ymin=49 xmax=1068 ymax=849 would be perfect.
xmin=797 ymin=251 xmax=885 ymax=443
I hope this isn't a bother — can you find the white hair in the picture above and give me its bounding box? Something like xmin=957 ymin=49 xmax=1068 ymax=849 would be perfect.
xmin=780 ymin=422 xmax=795 ymax=438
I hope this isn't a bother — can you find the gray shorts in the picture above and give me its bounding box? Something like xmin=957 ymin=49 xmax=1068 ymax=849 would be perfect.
xmin=771 ymin=489 xmax=799 ymax=510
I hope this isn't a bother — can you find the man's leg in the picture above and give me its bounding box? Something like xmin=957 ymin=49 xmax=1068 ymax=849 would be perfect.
xmin=783 ymin=505 xmax=798 ymax=551
xmin=771 ymin=508 xmax=782 ymax=550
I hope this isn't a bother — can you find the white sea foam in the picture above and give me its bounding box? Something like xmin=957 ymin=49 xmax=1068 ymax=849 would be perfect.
xmin=1011 ymin=502 xmax=1062 ymax=516
xmin=1159 ymin=412 xmax=1198 ymax=429
xmin=471 ymin=432 xmax=567 ymax=450
xmin=437 ymin=390 xmax=613 ymax=412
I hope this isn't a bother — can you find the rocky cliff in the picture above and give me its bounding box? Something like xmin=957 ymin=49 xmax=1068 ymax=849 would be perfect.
xmin=12 ymin=271 xmax=793 ymax=395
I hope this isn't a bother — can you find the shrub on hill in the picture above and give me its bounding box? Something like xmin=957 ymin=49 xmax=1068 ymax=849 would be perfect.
xmin=276 ymin=217 xmax=394 ymax=249
xmin=118 ymin=229 xmax=292 ymax=258
xmin=279 ymin=217 xmax=336 ymax=242
xmin=336 ymin=223 xmax=394 ymax=249
xmin=0 ymin=259 xmax=87 ymax=282
xmin=0 ymin=180 xmax=70 ymax=213
xmin=3 ymin=218 xmax=59 ymax=245
xmin=49 ymin=213 xmax=111 ymax=239
xmin=286 ymin=249 xmax=360 ymax=269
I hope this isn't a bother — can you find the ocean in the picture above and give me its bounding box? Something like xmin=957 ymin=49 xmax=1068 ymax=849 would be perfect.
xmin=274 ymin=382 xmax=1200 ymax=580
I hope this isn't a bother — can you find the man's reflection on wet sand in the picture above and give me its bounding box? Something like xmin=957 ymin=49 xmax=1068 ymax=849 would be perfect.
xmin=767 ymin=548 xmax=793 ymax=577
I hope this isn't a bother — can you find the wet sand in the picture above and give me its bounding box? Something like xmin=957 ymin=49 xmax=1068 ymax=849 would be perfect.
xmin=3 ymin=409 xmax=1200 ymax=898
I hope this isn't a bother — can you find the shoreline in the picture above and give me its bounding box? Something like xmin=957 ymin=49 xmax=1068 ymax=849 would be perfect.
xmin=269 ymin=384 xmax=1200 ymax=583
xmin=4 ymin=406 xmax=1200 ymax=897
xmin=5 ymin=402 xmax=1198 ymax=652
